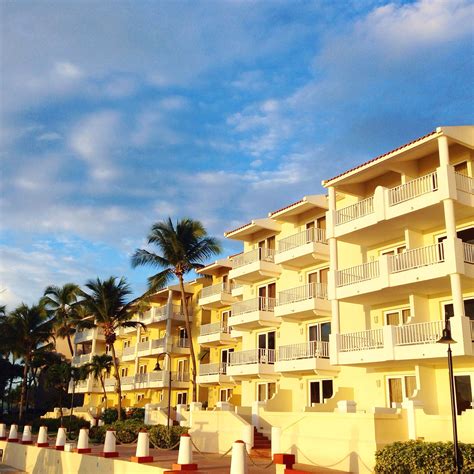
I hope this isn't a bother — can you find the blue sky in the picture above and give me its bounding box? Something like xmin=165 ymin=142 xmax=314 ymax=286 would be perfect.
xmin=1 ymin=0 xmax=473 ymax=307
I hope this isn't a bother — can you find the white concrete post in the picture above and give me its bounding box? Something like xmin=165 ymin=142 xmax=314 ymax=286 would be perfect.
xmin=0 ymin=423 xmax=6 ymax=440
xmin=8 ymin=424 xmax=19 ymax=442
xmin=55 ymin=427 xmax=67 ymax=450
xmin=230 ymin=440 xmax=248 ymax=474
xmin=327 ymin=186 xmax=340 ymax=334
xmin=241 ymin=424 xmax=253 ymax=453
xmin=132 ymin=431 xmax=153 ymax=463
xmin=37 ymin=426 xmax=48 ymax=447
xmin=271 ymin=426 xmax=281 ymax=457
xmin=172 ymin=433 xmax=198 ymax=470
xmin=76 ymin=428 xmax=91 ymax=453
xmin=102 ymin=430 xmax=119 ymax=457
xmin=21 ymin=425 xmax=32 ymax=444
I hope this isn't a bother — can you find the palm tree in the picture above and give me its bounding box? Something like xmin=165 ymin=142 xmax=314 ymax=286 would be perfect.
xmin=80 ymin=277 xmax=142 ymax=420
xmin=2 ymin=302 xmax=54 ymax=421
xmin=131 ymin=218 xmax=221 ymax=401
xmin=42 ymin=283 xmax=82 ymax=358
xmin=85 ymin=354 xmax=113 ymax=410
xmin=44 ymin=361 xmax=71 ymax=426
xmin=68 ymin=364 xmax=90 ymax=429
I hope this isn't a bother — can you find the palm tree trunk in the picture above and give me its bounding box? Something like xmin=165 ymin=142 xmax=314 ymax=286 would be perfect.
xmin=19 ymin=361 xmax=28 ymax=422
xmin=100 ymin=376 xmax=107 ymax=410
xmin=178 ymin=276 xmax=197 ymax=403
xmin=69 ymin=379 xmax=76 ymax=430
xmin=110 ymin=343 xmax=122 ymax=420
xmin=67 ymin=335 xmax=74 ymax=359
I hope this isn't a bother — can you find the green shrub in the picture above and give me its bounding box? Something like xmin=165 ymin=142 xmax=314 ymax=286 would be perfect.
xmin=149 ymin=424 xmax=189 ymax=449
xmin=100 ymin=408 xmax=126 ymax=425
xmin=112 ymin=419 xmax=144 ymax=444
xmin=126 ymin=407 xmax=145 ymax=421
xmin=89 ymin=425 xmax=107 ymax=444
xmin=375 ymin=440 xmax=474 ymax=473
xmin=31 ymin=415 xmax=90 ymax=434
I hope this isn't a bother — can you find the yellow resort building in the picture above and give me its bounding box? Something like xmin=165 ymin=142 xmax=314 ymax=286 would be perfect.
xmin=69 ymin=125 xmax=474 ymax=472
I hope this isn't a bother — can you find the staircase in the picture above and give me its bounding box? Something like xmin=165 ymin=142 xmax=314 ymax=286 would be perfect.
xmin=250 ymin=427 xmax=271 ymax=459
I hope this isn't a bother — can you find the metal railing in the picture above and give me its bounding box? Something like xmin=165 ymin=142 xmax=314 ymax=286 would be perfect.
xmin=336 ymin=261 xmax=380 ymax=287
xmin=277 ymin=282 xmax=328 ymax=305
xmin=389 ymin=243 xmax=444 ymax=273
xmin=121 ymin=376 xmax=135 ymax=385
xmin=339 ymin=328 xmax=384 ymax=352
xmin=463 ymin=242 xmax=474 ymax=264
xmin=278 ymin=340 xmax=329 ymax=361
xmin=335 ymin=196 xmax=374 ymax=226
xmin=229 ymin=348 xmax=276 ymax=365
xmin=72 ymin=353 xmax=92 ymax=365
xmin=173 ymin=337 xmax=190 ymax=348
xmin=232 ymin=247 xmax=276 ymax=268
xmin=151 ymin=337 xmax=166 ymax=349
xmin=232 ymin=296 xmax=276 ymax=316
xmin=134 ymin=373 xmax=148 ymax=384
xmin=455 ymin=172 xmax=474 ymax=194
xmin=200 ymin=282 xmax=232 ymax=298
xmin=199 ymin=321 xmax=230 ymax=336
xmin=199 ymin=362 xmax=227 ymax=376
xmin=395 ymin=321 xmax=444 ymax=346
xmin=277 ymin=227 xmax=327 ymax=253
xmin=174 ymin=371 xmax=190 ymax=382
xmin=170 ymin=304 xmax=192 ymax=321
xmin=75 ymin=328 xmax=100 ymax=343
xmin=388 ymin=171 xmax=438 ymax=206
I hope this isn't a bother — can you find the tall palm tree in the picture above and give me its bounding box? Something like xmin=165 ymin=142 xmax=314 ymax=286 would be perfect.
xmin=85 ymin=354 xmax=113 ymax=410
xmin=131 ymin=218 xmax=221 ymax=402
xmin=42 ymin=283 xmax=82 ymax=358
xmin=80 ymin=277 xmax=142 ymax=420
xmin=44 ymin=361 xmax=71 ymax=426
xmin=3 ymin=302 xmax=54 ymax=421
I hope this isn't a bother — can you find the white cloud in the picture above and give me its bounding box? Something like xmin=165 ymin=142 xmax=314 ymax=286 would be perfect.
xmin=37 ymin=132 xmax=62 ymax=141
xmin=54 ymin=61 xmax=83 ymax=80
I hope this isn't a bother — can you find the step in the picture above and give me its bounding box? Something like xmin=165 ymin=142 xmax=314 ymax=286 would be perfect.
xmin=250 ymin=447 xmax=271 ymax=459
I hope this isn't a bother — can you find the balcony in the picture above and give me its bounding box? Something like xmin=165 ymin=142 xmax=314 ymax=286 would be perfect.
xmin=197 ymin=362 xmax=234 ymax=385
xmin=330 ymin=168 xmax=474 ymax=245
xmin=275 ymin=283 xmax=330 ymax=320
xmin=198 ymin=322 xmax=234 ymax=347
xmin=171 ymin=337 xmax=191 ymax=354
xmin=68 ymin=379 xmax=101 ymax=394
xmin=333 ymin=241 xmax=469 ymax=303
xmin=231 ymin=282 xmax=244 ymax=297
xmin=331 ymin=317 xmax=473 ymax=366
xmin=136 ymin=337 xmax=167 ymax=357
xmin=227 ymin=348 xmax=277 ymax=379
xmin=138 ymin=304 xmax=193 ymax=326
xmin=229 ymin=297 xmax=280 ymax=330
xmin=229 ymin=248 xmax=281 ymax=283
xmin=275 ymin=341 xmax=333 ymax=374
xmin=199 ymin=282 xmax=236 ymax=309
xmin=72 ymin=353 xmax=92 ymax=366
xmin=121 ymin=345 xmax=136 ymax=362
xmin=133 ymin=371 xmax=190 ymax=390
xmin=275 ymin=228 xmax=329 ymax=268
xmin=74 ymin=328 xmax=105 ymax=344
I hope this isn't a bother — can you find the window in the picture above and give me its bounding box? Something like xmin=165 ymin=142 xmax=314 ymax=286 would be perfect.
xmin=177 ymin=392 xmax=188 ymax=405
xmin=309 ymin=380 xmax=333 ymax=405
xmin=137 ymin=394 xmax=145 ymax=402
xmin=385 ymin=308 xmax=411 ymax=326
xmin=257 ymin=382 xmax=276 ymax=402
xmin=443 ymin=298 xmax=474 ymax=320
xmin=308 ymin=268 xmax=329 ymax=298
xmin=177 ymin=359 xmax=189 ymax=381
xmin=123 ymin=340 xmax=131 ymax=349
xmin=257 ymin=331 xmax=276 ymax=363
xmin=308 ymin=322 xmax=330 ymax=358
xmin=454 ymin=375 xmax=473 ymax=415
xmin=387 ymin=375 xmax=417 ymax=407
xmin=454 ymin=161 xmax=468 ymax=175
xmin=221 ymin=310 xmax=231 ymax=332
xmin=220 ymin=388 xmax=233 ymax=402
xmin=258 ymin=236 xmax=276 ymax=259
xmin=140 ymin=336 xmax=149 ymax=343
xmin=381 ymin=245 xmax=406 ymax=256
xmin=258 ymin=283 xmax=276 ymax=310
xmin=159 ymin=391 xmax=164 ymax=402
xmin=120 ymin=367 xmax=128 ymax=377
xmin=138 ymin=365 xmax=147 ymax=374
xmin=178 ymin=327 xmax=188 ymax=347
xmin=220 ymin=348 xmax=234 ymax=373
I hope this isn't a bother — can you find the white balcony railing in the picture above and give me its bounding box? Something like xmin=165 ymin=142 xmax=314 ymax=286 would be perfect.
xmin=277 ymin=227 xmax=327 ymax=253
xmin=232 ymin=297 xmax=276 ymax=316
xmin=388 ymin=171 xmax=438 ymax=206
xmin=149 ymin=371 xmax=165 ymax=382
xmin=336 ymin=261 xmax=380 ymax=287
xmin=389 ymin=243 xmax=444 ymax=273
xmin=278 ymin=340 xmax=329 ymax=361
xmin=464 ymin=242 xmax=474 ymax=264
xmin=174 ymin=371 xmax=190 ymax=382
xmin=395 ymin=321 xmax=444 ymax=346
xmin=170 ymin=304 xmax=192 ymax=321
xmin=122 ymin=346 xmax=135 ymax=356
xmin=277 ymin=282 xmax=328 ymax=306
xmin=229 ymin=348 xmax=275 ymax=366
xmin=134 ymin=373 xmax=148 ymax=384
xmin=455 ymin=172 xmax=474 ymax=194
xmin=201 ymin=282 xmax=232 ymax=299
xmin=199 ymin=362 xmax=227 ymax=376
xmin=232 ymin=248 xmax=275 ymax=268
xmin=339 ymin=328 xmax=384 ymax=352
xmin=200 ymin=321 xmax=230 ymax=336
xmin=173 ymin=337 xmax=190 ymax=348
xmin=335 ymin=196 xmax=374 ymax=226
xmin=151 ymin=338 xmax=166 ymax=349
xmin=72 ymin=353 xmax=92 ymax=365
xmin=121 ymin=376 xmax=135 ymax=385
xmin=104 ymin=378 xmax=116 ymax=387
xmin=137 ymin=340 xmax=150 ymax=351
xmin=75 ymin=328 xmax=103 ymax=343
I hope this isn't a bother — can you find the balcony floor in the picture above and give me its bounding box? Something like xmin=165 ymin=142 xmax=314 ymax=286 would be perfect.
xmin=197 ymin=332 xmax=235 ymax=347
xmin=227 ymin=363 xmax=278 ymax=380
xmin=275 ymin=357 xmax=335 ymax=375
xmin=228 ymin=311 xmax=281 ymax=330
xmin=275 ymin=298 xmax=331 ymax=320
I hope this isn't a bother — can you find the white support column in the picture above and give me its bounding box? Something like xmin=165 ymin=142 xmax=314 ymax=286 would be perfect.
xmin=328 ymin=186 xmax=340 ymax=334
